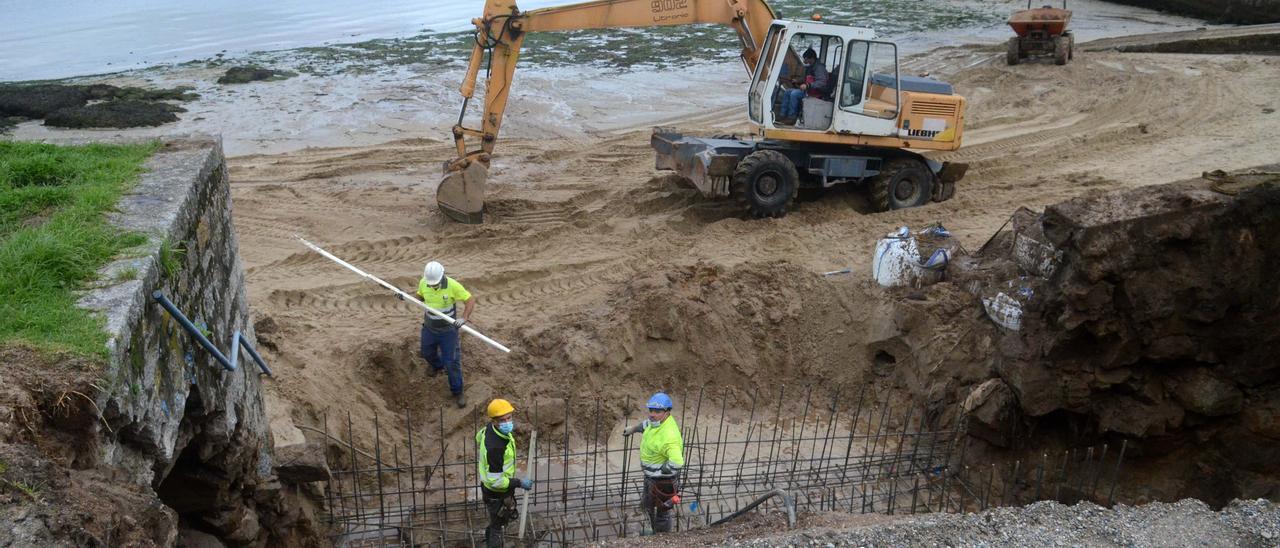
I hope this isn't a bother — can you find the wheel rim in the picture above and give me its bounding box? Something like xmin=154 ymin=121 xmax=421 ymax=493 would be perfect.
xmin=894 ymin=177 xmax=919 ymax=201
xmin=756 ymin=172 xmax=780 ymax=197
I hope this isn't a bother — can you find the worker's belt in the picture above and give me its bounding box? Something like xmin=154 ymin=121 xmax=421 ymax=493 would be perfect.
xmin=424 ymin=307 xmax=457 ymax=330
xmin=641 ymin=461 xmax=681 ymax=479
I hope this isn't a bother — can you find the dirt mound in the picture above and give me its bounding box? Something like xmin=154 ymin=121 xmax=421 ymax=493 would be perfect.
xmin=0 ymin=345 xmax=178 ymax=546
xmin=518 ymin=261 xmax=855 ymax=395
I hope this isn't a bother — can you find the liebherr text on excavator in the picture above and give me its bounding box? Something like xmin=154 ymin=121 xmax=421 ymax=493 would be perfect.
xmin=438 ymin=0 xmax=968 ymax=223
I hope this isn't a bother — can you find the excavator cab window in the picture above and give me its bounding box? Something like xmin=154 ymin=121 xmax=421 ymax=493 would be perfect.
xmin=841 ymin=40 xmax=899 ymax=120
xmin=749 ymin=24 xmax=786 ymax=124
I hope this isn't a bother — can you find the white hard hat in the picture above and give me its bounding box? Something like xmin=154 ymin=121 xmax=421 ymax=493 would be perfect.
xmin=423 ymin=261 xmax=445 ymax=285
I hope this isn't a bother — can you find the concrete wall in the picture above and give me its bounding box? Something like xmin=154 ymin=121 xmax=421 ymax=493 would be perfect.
xmin=1101 ymin=0 xmax=1280 ymax=24
xmin=75 ymin=139 xmax=315 ymax=545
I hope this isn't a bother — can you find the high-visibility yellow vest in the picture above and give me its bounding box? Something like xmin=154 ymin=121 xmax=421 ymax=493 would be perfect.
xmin=476 ymin=424 xmax=516 ymax=492
xmin=639 ymin=417 xmax=684 ymax=479
xmin=418 ymin=276 xmax=471 ymax=325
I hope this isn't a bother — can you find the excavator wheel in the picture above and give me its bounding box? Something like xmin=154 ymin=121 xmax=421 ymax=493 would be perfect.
xmin=731 ymin=149 xmax=798 ymax=218
xmin=870 ymin=158 xmax=934 ymax=212
xmin=1006 ymin=37 xmax=1020 ymax=66
xmin=1053 ymin=35 xmax=1069 ymax=65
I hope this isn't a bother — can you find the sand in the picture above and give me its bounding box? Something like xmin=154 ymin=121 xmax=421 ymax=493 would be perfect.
xmin=219 ymin=30 xmax=1280 ymax=457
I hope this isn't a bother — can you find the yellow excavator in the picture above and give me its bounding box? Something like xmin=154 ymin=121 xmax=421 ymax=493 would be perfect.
xmin=439 ymin=0 xmax=968 ymax=223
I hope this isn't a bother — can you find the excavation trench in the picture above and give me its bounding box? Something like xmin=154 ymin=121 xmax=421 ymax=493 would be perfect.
xmin=293 ymin=170 xmax=1280 ymax=544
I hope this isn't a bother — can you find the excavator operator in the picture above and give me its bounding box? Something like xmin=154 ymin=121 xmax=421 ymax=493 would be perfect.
xmin=777 ymin=47 xmax=829 ymax=125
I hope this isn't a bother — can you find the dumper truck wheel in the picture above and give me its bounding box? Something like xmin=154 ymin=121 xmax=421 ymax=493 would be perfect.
xmin=1054 ymin=36 xmax=1069 ymax=65
xmin=732 ymin=149 xmax=798 ymax=218
xmin=870 ymin=158 xmax=933 ymax=212
xmin=1006 ymin=37 xmax=1020 ymax=66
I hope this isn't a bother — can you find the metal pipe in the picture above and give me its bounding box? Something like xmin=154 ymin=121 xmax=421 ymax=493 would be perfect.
xmin=1107 ymin=440 xmax=1127 ymax=507
xmin=1091 ymin=444 xmax=1109 ymax=500
xmin=235 ymin=332 xmax=273 ymax=376
xmin=374 ymin=413 xmax=386 ymax=525
xmin=297 ymin=237 xmax=511 ymax=353
xmin=151 ymin=291 xmax=233 ymax=371
xmin=709 ymin=489 xmax=796 ymax=529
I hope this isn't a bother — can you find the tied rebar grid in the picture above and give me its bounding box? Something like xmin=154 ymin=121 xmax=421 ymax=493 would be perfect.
xmin=318 ymin=386 xmax=1125 ymax=546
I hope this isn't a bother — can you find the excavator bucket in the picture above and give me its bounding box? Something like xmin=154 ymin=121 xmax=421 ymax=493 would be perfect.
xmin=437 ymin=161 xmax=487 ymax=224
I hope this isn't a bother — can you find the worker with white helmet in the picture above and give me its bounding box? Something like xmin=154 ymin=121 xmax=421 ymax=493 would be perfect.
xmin=622 ymin=392 xmax=685 ymax=534
xmin=415 ymin=260 xmax=475 ymax=407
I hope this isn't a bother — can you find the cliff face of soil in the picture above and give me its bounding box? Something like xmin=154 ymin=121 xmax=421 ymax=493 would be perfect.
xmin=951 ymin=170 xmax=1280 ymax=505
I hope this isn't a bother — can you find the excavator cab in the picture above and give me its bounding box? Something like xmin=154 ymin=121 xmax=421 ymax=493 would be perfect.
xmin=749 ymin=22 xmax=904 ymax=138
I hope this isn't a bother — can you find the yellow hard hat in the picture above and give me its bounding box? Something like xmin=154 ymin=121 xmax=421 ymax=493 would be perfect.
xmin=487 ymin=398 xmax=515 ymax=418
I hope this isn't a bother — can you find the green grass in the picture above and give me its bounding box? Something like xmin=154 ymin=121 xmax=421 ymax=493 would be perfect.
xmin=0 ymin=141 xmax=157 ymax=359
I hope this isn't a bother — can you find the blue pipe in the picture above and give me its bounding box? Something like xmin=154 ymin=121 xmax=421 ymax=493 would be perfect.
xmin=153 ymin=291 xmax=234 ymax=372
xmin=230 ymin=330 xmax=274 ymax=377
xmin=152 ymin=291 xmax=274 ymax=377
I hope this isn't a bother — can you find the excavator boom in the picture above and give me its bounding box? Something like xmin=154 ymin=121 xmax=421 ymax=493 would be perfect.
xmin=437 ymin=0 xmax=778 ymax=223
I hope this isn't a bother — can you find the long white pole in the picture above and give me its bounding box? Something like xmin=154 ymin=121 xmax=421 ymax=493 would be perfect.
xmin=296 ymin=237 xmax=512 ymax=354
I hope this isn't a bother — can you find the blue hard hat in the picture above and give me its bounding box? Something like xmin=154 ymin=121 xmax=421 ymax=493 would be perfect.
xmin=646 ymin=392 xmax=673 ymax=410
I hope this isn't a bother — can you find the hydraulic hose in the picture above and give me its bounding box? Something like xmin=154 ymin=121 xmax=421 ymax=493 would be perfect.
xmin=709 ymin=488 xmax=796 ymax=529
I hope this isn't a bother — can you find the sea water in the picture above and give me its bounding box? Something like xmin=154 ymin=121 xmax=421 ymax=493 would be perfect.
xmin=0 ymin=0 xmax=1001 ymax=82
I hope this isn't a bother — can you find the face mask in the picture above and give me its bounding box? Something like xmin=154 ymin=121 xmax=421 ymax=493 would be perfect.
xmin=498 ymin=420 xmax=515 ymax=434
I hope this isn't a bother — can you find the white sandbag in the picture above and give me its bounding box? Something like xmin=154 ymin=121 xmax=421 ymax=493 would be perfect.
xmin=871 ymin=225 xmax=957 ymax=288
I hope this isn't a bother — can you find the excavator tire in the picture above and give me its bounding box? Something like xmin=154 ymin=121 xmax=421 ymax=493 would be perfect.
xmin=1054 ymin=36 xmax=1069 ymax=65
xmin=731 ymin=149 xmax=798 ymax=218
xmin=870 ymin=158 xmax=934 ymax=212
xmin=1006 ymin=37 xmax=1020 ymax=66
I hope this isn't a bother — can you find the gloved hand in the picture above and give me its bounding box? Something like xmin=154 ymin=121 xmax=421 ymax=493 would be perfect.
xmin=518 ymin=478 xmax=533 ymax=490
xmin=622 ymin=423 xmax=642 ymax=437
xmin=397 ymin=293 xmax=405 ymax=301
xmin=455 ymin=319 xmax=468 ymax=330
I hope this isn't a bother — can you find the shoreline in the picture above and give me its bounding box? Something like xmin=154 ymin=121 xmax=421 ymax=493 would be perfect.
xmin=3 ymin=0 xmax=1219 ymax=157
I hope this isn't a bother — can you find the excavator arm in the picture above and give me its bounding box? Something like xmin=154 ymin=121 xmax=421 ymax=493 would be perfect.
xmin=437 ymin=0 xmax=779 ymax=223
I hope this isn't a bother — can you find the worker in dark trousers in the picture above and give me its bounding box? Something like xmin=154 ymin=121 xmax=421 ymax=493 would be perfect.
xmin=477 ymin=398 xmax=533 ymax=547
xmin=416 ymin=260 xmax=474 ymax=408
xmin=622 ymin=392 xmax=685 ymax=534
